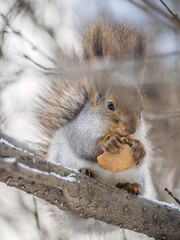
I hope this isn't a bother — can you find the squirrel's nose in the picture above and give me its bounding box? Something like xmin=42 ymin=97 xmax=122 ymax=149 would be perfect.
xmin=124 ymin=119 xmax=138 ymax=135
xmin=127 ymin=120 xmax=139 ymax=134
xmin=116 ymin=119 xmax=138 ymax=136
xmin=128 ymin=125 xmax=137 ymax=135
xmin=118 ymin=125 xmax=137 ymax=136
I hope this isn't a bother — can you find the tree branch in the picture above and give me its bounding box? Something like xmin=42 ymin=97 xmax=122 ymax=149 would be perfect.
xmin=0 ymin=133 xmax=180 ymax=240
xmin=159 ymin=0 xmax=180 ymax=26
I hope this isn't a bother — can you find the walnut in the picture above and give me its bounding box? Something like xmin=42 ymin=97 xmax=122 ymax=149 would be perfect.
xmin=97 ymin=136 xmax=145 ymax=173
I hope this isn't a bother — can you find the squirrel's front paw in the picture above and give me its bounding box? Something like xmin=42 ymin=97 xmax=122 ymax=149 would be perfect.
xmin=129 ymin=139 xmax=146 ymax=165
xmin=116 ymin=183 xmax=141 ymax=195
xmin=99 ymin=134 xmax=124 ymax=154
xmin=78 ymin=168 xmax=94 ymax=178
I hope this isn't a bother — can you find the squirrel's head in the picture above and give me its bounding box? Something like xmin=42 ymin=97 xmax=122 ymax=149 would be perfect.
xmin=91 ymin=74 xmax=143 ymax=136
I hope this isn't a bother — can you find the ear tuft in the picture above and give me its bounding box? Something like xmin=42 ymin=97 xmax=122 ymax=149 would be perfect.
xmin=91 ymin=86 xmax=97 ymax=107
xmin=91 ymin=76 xmax=107 ymax=107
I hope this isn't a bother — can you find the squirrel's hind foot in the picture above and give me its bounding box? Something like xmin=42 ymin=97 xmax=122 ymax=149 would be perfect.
xmin=79 ymin=168 xmax=94 ymax=178
xmin=116 ymin=183 xmax=141 ymax=196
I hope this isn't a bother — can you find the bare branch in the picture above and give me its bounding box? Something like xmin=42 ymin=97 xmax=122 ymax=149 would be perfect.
xmin=129 ymin=0 xmax=180 ymax=31
xmin=41 ymin=50 xmax=180 ymax=82
xmin=128 ymin=0 xmax=177 ymax=31
xmin=22 ymin=54 xmax=57 ymax=71
xmin=0 ymin=133 xmax=180 ymax=240
xmin=159 ymin=0 xmax=180 ymax=26
xmin=0 ymin=13 xmax=58 ymax=66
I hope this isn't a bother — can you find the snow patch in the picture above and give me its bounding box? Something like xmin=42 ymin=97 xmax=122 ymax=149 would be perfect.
xmin=17 ymin=162 xmax=80 ymax=183
xmin=50 ymin=172 xmax=79 ymax=183
xmin=54 ymin=163 xmax=78 ymax=172
xmin=3 ymin=157 xmax=16 ymax=163
xmin=17 ymin=162 xmax=49 ymax=175
xmin=140 ymin=196 xmax=180 ymax=211
xmin=0 ymin=138 xmax=34 ymax=156
xmin=0 ymin=138 xmax=15 ymax=148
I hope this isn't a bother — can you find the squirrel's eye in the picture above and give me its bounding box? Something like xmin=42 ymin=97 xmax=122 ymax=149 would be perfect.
xmin=107 ymin=101 xmax=115 ymax=111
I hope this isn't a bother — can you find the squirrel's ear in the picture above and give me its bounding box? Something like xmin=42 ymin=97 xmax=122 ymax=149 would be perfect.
xmin=91 ymin=76 xmax=106 ymax=107
xmin=91 ymin=86 xmax=98 ymax=107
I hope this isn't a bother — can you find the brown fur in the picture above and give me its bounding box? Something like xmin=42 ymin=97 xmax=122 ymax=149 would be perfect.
xmin=83 ymin=21 xmax=145 ymax=61
xmin=37 ymin=76 xmax=91 ymax=152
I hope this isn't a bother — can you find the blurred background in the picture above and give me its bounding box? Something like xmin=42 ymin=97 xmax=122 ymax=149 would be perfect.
xmin=0 ymin=0 xmax=180 ymax=239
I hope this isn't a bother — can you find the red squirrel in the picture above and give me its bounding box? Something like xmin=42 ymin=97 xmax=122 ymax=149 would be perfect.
xmin=37 ymin=21 xmax=155 ymax=240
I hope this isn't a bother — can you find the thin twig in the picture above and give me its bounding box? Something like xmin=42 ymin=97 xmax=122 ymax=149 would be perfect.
xmin=22 ymin=54 xmax=57 ymax=71
xmin=43 ymin=49 xmax=180 ymax=80
xmin=159 ymin=0 xmax=180 ymax=25
xmin=0 ymin=13 xmax=58 ymax=66
xmin=128 ymin=0 xmax=178 ymax=31
xmin=165 ymin=188 xmax=180 ymax=205
xmin=143 ymin=0 xmax=172 ymax=20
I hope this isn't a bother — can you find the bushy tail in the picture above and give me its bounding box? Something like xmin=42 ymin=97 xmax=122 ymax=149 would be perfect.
xmin=82 ymin=21 xmax=145 ymax=61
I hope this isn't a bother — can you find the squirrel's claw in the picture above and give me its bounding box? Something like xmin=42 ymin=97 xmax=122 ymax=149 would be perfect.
xmin=78 ymin=168 xmax=94 ymax=178
xmin=99 ymin=134 xmax=124 ymax=154
xmin=129 ymin=140 xmax=146 ymax=165
xmin=116 ymin=182 xmax=141 ymax=196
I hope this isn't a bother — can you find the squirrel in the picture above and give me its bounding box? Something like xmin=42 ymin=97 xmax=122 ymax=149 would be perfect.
xmin=37 ymin=21 xmax=155 ymax=240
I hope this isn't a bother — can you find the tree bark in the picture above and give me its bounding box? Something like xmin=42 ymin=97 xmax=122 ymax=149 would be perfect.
xmin=0 ymin=133 xmax=180 ymax=240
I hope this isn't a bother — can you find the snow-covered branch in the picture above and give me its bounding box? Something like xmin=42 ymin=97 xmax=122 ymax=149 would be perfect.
xmin=0 ymin=133 xmax=180 ymax=240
